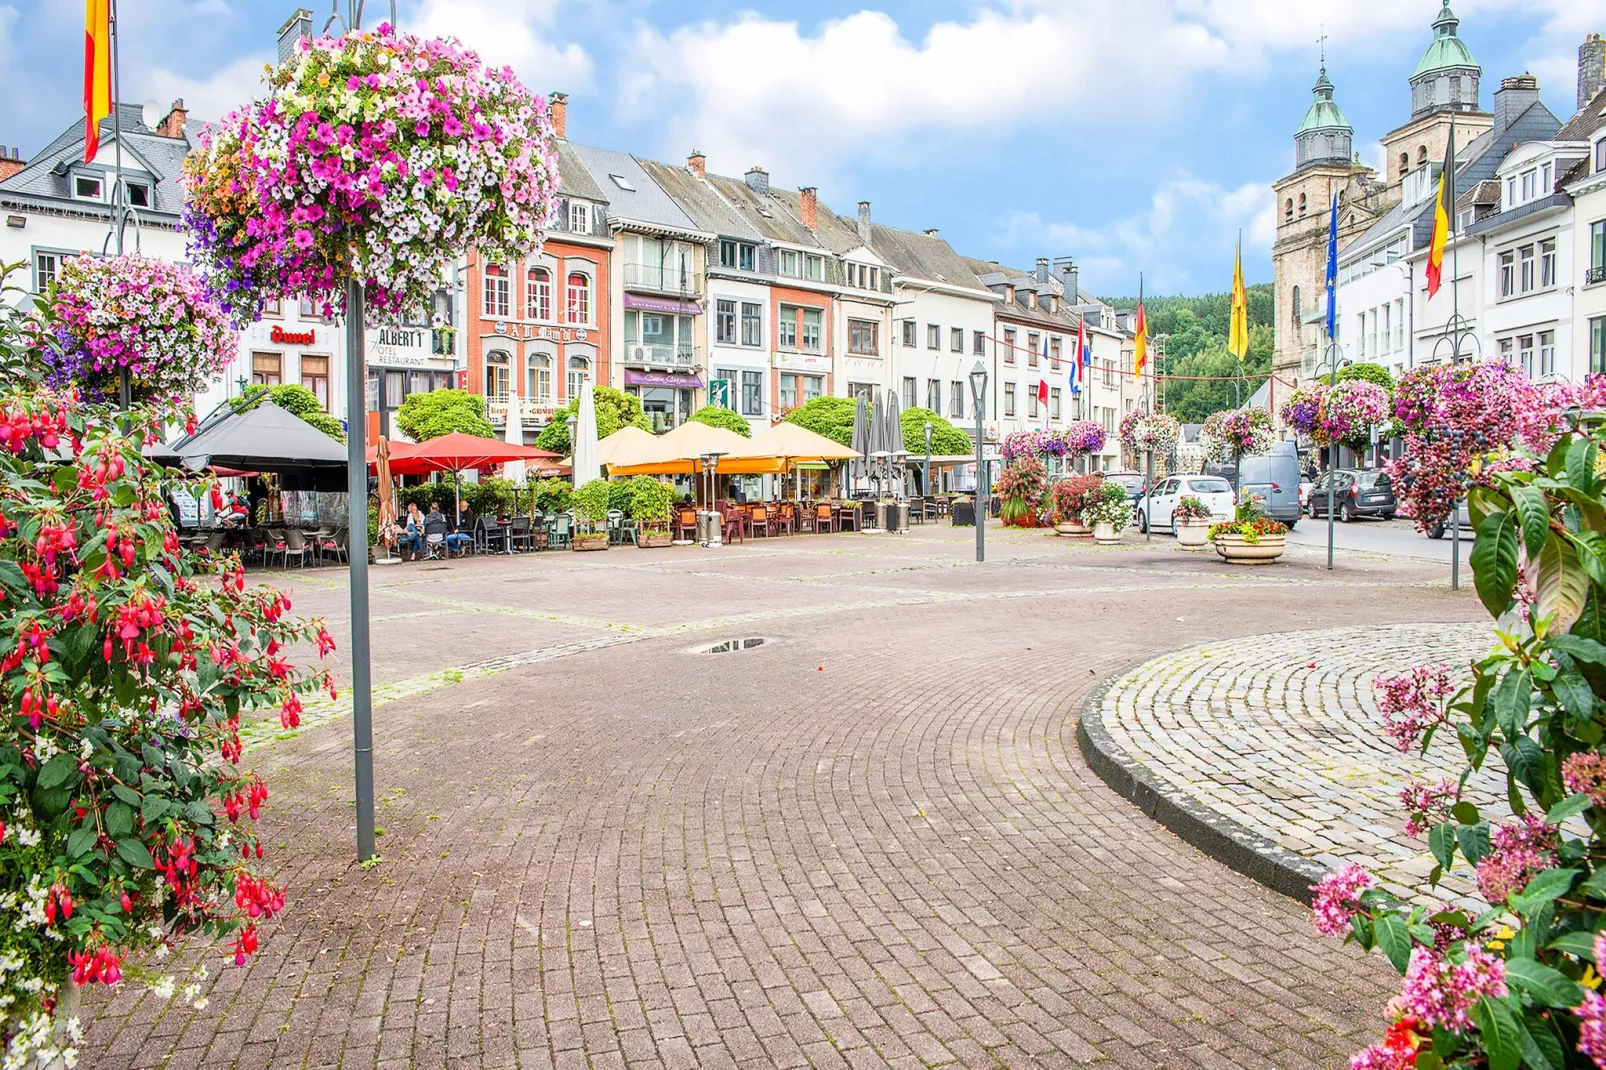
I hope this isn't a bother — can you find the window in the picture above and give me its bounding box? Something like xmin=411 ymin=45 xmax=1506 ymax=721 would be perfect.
xmin=778 ymin=306 xmax=798 ymax=349
xmin=801 ymin=308 xmax=822 ymax=352
xmin=32 ymin=251 xmax=59 ymax=293
xmin=1542 ymin=162 xmax=1553 ymax=193
xmin=902 ymin=377 xmax=916 ymax=410
xmin=527 ymin=353 xmax=552 ymax=401
xmin=1598 ymin=139 xmax=1606 ymax=174
xmin=804 ymin=255 xmax=823 ymax=281
xmin=950 ymin=328 xmax=962 ymax=353
xmin=777 ymin=250 xmax=798 ymax=277
xmin=718 ymin=240 xmax=756 ymax=271
xmin=1521 ymin=170 xmax=1536 ymax=200
xmin=973 ymin=330 xmax=986 ymax=356
xmin=741 ymin=302 xmax=762 ymax=346
xmin=848 ymin=318 xmax=878 ymax=356
xmin=73 ymin=174 xmax=102 ymax=200
xmin=126 ymin=182 xmax=150 ymax=208
xmin=716 ymin=299 xmax=738 ymax=345
xmin=485 ymin=350 xmax=510 ymax=396
xmin=1003 ymin=382 xmax=1016 ymax=417
xmin=1049 ymin=337 xmax=1062 ymax=365
xmin=483 ymin=263 xmax=510 ymax=317
xmin=1519 ymin=246 xmax=1535 ymax=293
xmin=1291 ymin=286 xmax=1302 ymax=324
xmin=1380 ymin=304 xmax=1391 ymax=354
xmin=1050 ymin=388 xmax=1061 ymax=420
xmin=1518 ymin=334 xmax=1535 ymax=378
xmin=1395 ymin=299 xmax=1405 ymax=350
xmin=1028 ymin=385 xmax=1039 ymax=419
xmin=902 ymin=320 xmax=916 ymax=347
xmin=1398 ymin=152 xmax=1410 ymax=177
xmin=1102 ymin=360 xmax=1115 ymax=388
xmin=1418 ymin=146 xmax=1428 ymax=168
xmin=927 ymin=379 xmax=941 ymax=412
xmin=780 ymin=374 xmax=820 ymax=409
xmin=1539 ymin=331 xmax=1555 ymax=378
xmin=950 ymin=382 xmax=963 ymax=419
xmin=1500 ymin=251 xmax=1516 ymax=298
xmin=1593 ymin=317 xmax=1606 ymax=375
xmin=1284 ymin=198 xmax=1294 ymax=222
xmin=299 ymin=355 xmax=329 ymax=410
xmin=1367 ymin=311 xmax=1377 ymax=359
xmin=741 ymin=370 xmax=762 ymax=416
xmin=527 ymin=266 xmax=551 ymax=320
xmin=1540 ymin=239 xmax=1556 ymax=289
xmin=1506 ymin=176 xmax=1517 ymax=207
xmin=1594 ymin=220 xmax=1606 ymax=273
xmin=569 ymin=202 xmax=590 ymax=234
xmin=566 ymin=355 xmax=590 ymax=400
xmin=262 ymin=297 xmax=281 ymax=317
xmin=1003 ymin=328 xmax=1016 ymax=364
xmin=565 ymin=272 xmax=589 ymax=324
xmin=926 ymin=324 xmax=940 ymax=350
xmin=1499 ymin=337 xmax=1515 ymax=367
xmin=1027 ymin=332 xmax=1040 ymax=366
xmin=251 ymin=352 xmax=282 ymax=387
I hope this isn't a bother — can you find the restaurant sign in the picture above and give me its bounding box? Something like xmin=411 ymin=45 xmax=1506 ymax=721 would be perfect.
xmin=270 ymin=324 xmax=315 ymax=345
xmin=491 ymin=321 xmax=591 ymax=342
xmin=771 ymin=351 xmax=830 ymax=373
xmin=623 ymin=370 xmax=703 ymax=389
xmin=621 ymin=294 xmax=703 ymax=316
xmin=368 ymin=325 xmax=444 ymax=368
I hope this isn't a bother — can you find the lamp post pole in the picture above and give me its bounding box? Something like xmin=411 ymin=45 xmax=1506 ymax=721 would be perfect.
xmin=1317 ymin=343 xmax=1348 ymax=573
xmin=969 ymin=362 xmax=988 ymax=563
xmin=345 ymin=285 xmax=376 ymax=864
xmin=923 ymin=421 xmax=932 ymax=499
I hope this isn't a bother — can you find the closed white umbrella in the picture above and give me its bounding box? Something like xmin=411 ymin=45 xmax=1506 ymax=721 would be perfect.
xmin=571 ymin=382 xmax=601 ymax=486
xmin=502 ymin=392 xmax=526 ymax=485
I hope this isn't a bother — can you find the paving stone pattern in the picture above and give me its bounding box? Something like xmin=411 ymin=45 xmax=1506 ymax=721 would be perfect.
xmin=77 ymin=526 xmax=1482 ymax=1068
xmin=1095 ymin=623 xmax=1506 ymax=910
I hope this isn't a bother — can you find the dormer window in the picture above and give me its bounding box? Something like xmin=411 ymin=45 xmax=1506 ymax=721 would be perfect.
xmin=73 ymin=174 xmax=102 ymax=201
xmin=568 ymin=202 xmax=590 ymax=234
xmin=126 ymin=181 xmax=150 ymax=208
xmin=1597 ymin=138 xmax=1606 ymax=174
xmin=1004 ymin=284 xmax=1014 ymax=304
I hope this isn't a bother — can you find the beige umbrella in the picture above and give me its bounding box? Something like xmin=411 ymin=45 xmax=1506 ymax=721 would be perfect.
xmin=374 ymin=436 xmax=401 ymax=561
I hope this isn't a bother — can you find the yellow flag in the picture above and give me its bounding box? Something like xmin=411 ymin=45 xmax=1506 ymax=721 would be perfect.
xmin=83 ymin=0 xmax=112 ymax=164
xmin=1228 ymin=233 xmax=1249 ymax=361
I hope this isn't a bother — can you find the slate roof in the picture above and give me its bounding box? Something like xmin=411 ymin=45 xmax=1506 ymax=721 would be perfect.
xmin=863 ymin=223 xmax=992 ymax=294
xmin=1557 ymin=86 xmax=1606 ymax=144
xmin=553 ymin=140 xmax=606 ymax=204
xmin=568 ymin=143 xmax=700 ymax=233
xmin=638 ymin=161 xmax=762 ymax=242
xmin=0 ymin=103 xmax=198 ymax=222
xmin=769 ymin=191 xmax=862 ymax=254
xmin=1455 ymin=179 xmax=1500 ymax=211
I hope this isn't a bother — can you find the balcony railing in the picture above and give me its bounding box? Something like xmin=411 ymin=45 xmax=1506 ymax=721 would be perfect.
xmin=622 ymin=262 xmax=693 ymax=294
xmin=623 ymin=342 xmax=696 ymax=367
xmin=486 ymin=394 xmax=557 ymax=424
xmin=1587 ymin=265 xmax=1606 ymax=287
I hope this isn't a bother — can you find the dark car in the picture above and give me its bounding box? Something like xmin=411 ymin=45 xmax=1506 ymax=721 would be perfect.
xmin=1102 ymin=471 xmax=1148 ymax=519
xmin=1308 ymin=469 xmax=1396 ymax=522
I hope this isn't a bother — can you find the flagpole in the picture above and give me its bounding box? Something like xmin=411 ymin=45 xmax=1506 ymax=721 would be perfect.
xmin=1447 ymin=115 xmax=1462 ymax=591
xmin=107 ymin=0 xmax=131 ymax=412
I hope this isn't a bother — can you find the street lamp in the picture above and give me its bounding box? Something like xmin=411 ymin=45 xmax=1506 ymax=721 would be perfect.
xmin=968 ymin=362 xmax=988 ymax=563
xmin=1314 ymin=344 xmax=1351 ymax=572
xmin=923 ymin=420 xmax=933 ymax=498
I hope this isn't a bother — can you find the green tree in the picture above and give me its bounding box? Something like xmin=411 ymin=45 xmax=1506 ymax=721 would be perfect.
xmin=784 ymin=396 xmax=858 ymax=447
xmin=536 ymin=386 xmax=652 ymax=455
xmin=686 ymin=405 xmax=752 ymax=437
xmin=899 ymin=407 xmax=971 ymax=454
xmin=1336 ymin=361 xmax=1395 ymax=394
xmin=231 ymin=383 xmax=346 ymax=442
xmin=394 ymin=388 xmax=493 ymax=441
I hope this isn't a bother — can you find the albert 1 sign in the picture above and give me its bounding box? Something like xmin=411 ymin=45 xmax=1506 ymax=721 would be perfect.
xmin=709 ymin=378 xmax=733 ymax=410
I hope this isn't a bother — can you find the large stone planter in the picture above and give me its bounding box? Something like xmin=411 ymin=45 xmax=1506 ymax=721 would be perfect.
xmin=638 ymin=531 xmax=672 ymax=548
xmin=1054 ymin=520 xmax=1091 ymax=539
xmin=1214 ymin=532 xmax=1286 ymax=565
xmin=1175 ymin=518 xmax=1211 ymax=549
xmin=1092 ymin=521 xmax=1123 ymax=545
xmin=572 ymin=533 xmax=609 ymax=552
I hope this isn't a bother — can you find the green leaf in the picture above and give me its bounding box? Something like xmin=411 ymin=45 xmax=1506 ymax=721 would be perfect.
xmin=1583 ymin=868 xmax=1606 ymax=899
xmin=1492 ymin=669 xmax=1533 ymax=740
xmin=1505 ymin=958 xmax=1588 ymax=1008
xmin=105 ymin=801 xmax=134 ymax=838
xmin=1451 ymin=800 xmax=1481 ymax=824
xmin=36 ymin=753 xmax=78 ymax=790
xmin=1429 ymin=821 xmax=1457 ymax=870
xmin=1472 ymin=510 xmax=1521 ymax=616
xmin=1511 ymin=867 xmax=1580 ymax=913
xmin=1568 ymin=435 xmax=1600 ymax=497
xmin=1457 ymin=822 xmax=1492 ymax=865
xmin=1535 ymin=535 xmax=1590 ymax=634
xmin=140 ymin=795 xmax=169 ymax=823
xmin=115 ymin=838 xmax=154 ymax=869
xmin=1512 ymin=485 xmax=1552 ymax=559
xmin=1518 ymin=1011 xmax=1566 ymax=1070
xmin=1503 ymin=736 xmax=1547 ymax=800
xmin=1375 ymin=914 xmax=1412 ymax=974
xmin=109 ymin=784 xmax=140 ymax=806
xmin=1552 ymin=671 xmax=1596 ymax=727
xmin=1546 ymin=794 xmax=1593 ymax=827
xmin=1547 ymin=931 xmax=1598 ymax=961
xmin=1477 ymin=997 xmax=1522 ymax=1070
xmin=1550 ymin=634 xmax=1606 ymax=665
xmin=65 ymin=827 xmax=97 ymax=858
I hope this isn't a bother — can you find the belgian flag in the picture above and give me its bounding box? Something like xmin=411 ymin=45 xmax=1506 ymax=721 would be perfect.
xmin=83 ymin=0 xmax=111 ymax=163
xmin=1426 ymin=123 xmax=1456 ymax=298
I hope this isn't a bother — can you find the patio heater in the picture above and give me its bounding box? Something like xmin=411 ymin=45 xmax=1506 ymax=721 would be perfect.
xmin=698 ymin=451 xmax=726 ymax=546
xmin=969 ymin=362 xmax=988 ymax=563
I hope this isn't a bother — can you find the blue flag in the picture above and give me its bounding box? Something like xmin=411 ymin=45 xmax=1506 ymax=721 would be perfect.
xmin=1324 ymin=193 xmax=1338 ymax=341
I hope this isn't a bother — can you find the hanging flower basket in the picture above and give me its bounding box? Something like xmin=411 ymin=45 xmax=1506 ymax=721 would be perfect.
xmin=1117 ymin=409 xmax=1179 ymax=455
xmin=1316 ymin=380 xmax=1390 ymax=447
xmin=1278 ymin=384 xmax=1326 ymax=439
xmin=1060 ymin=420 xmax=1107 ymax=456
xmin=39 ymin=255 xmax=235 ymax=410
xmin=1200 ymin=408 xmax=1275 ymax=464
xmin=1001 ymin=422 xmax=1106 ymax=463
xmin=183 ymin=23 xmax=561 ymax=323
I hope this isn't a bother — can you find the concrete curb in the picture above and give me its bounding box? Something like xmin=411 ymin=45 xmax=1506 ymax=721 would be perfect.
xmin=1076 ymin=668 xmax=1331 ymax=905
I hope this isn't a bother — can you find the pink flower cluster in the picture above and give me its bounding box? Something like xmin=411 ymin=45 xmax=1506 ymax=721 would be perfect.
xmin=1475 ymin=813 xmax=1558 ymax=903
xmin=1349 ymin=1044 xmax=1416 ymax=1070
xmin=1399 ymin=943 xmax=1507 ymax=1031
xmin=1312 ymin=863 xmax=1377 ymax=936
xmin=1279 ymin=384 xmax=1325 ymax=437
xmin=1578 ymin=991 xmax=1606 ymax=1069
xmin=1319 ymin=380 xmax=1391 ymax=447
xmin=1200 ymin=407 xmax=1275 ymax=463
xmin=184 ymin=23 xmax=560 ymax=324
xmin=1399 ymin=779 xmax=1456 ymax=838
xmin=1117 ymin=409 xmax=1179 ymax=454
xmin=1563 ymin=751 xmax=1606 ymax=806
xmin=1374 ymin=664 xmax=1456 ymax=753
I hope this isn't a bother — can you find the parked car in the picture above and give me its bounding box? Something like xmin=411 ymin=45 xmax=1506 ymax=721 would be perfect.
xmin=1101 ymin=470 xmax=1149 ymax=520
xmin=1424 ymin=500 xmax=1472 ymax=540
xmin=1307 ymin=469 xmax=1396 ymax=522
xmin=1137 ymin=475 xmax=1235 ymax=534
xmin=1237 ymin=442 xmax=1303 ymax=528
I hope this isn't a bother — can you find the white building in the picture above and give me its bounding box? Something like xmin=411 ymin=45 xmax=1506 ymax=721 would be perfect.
xmin=1561 ymin=76 xmax=1606 ymax=376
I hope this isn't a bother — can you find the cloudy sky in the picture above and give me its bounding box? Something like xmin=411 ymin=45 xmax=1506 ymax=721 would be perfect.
xmin=1 ymin=0 xmax=1599 ymax=297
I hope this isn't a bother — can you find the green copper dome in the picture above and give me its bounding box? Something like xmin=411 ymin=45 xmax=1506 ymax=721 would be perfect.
xmin=1296 ymin=68 xmax=1352 ymax=133
xmin=1413 ymin=2 xmax=1477 ymax=77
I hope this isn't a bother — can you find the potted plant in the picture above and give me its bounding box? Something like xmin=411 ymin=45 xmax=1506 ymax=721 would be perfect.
xmin=1209 ymin=495 xmax=1289 ymax=564
xmin=1081 ymin=481 xmax=1131 ymax=544
xmin=995 ymin=456 xmax=1048 ymax=528
xmin=628 ymin=475 xmax=674 ymax=548
xmin=1172 ymin=495 xmax=1213 ymax=549
xmin=570 ymin=479 xmax=611 ymax=550
xmin=1049 ymin=474 xmax=1102 ymax=537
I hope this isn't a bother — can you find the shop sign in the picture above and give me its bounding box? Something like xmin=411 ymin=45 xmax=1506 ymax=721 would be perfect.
xmin=771 ymin=351 xmax=830 ymax=373
xmin=490 ymin=321 xmax=591 ymax=342
xmin=368 ymin=325 xmax=442 ymax=367
xmin=270 ymin=324 xmax=315 ymax=345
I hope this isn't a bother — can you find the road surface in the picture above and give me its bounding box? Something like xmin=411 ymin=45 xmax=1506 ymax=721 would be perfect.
xmin=1285 ymin=515 xmax=1473 ymax=565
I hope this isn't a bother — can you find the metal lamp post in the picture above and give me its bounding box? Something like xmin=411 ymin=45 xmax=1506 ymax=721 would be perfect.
xmin=1314 ymin=343 xmax=1350 ymax=572
xmin=923 ymin=420 xmax=933 ymax=498
xmin=968 ymin=362 xmax=988 ymax=563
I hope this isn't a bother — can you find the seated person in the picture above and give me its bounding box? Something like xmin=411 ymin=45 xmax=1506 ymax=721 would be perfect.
xmin=445 ymin=500 xmax=474 ymax=555
xmin=220 ymin=490 xmax=250 ymax=528
xmin=399 ymin=503 xmax=425 ymax=558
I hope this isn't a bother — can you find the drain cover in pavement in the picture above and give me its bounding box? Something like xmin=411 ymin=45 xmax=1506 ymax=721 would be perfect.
xmin=698 ymin=637 xmax=772 ymax=654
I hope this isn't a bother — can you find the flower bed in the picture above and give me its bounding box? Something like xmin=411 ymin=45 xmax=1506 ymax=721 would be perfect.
xmin=1049 ymin=474 xmax=1102 ymax=527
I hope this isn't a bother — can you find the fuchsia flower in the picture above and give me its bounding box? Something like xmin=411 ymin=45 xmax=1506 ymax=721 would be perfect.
xmin=1399 ymin=780 xmax=1456 ymax=838
xmin=1312 ymin=864 xmax=1377 ymax=936
xmin=1374 ymin=665 xmax=1456 ymax=752
xmin=1578 ymin=992 xmax=1606 ymax=1069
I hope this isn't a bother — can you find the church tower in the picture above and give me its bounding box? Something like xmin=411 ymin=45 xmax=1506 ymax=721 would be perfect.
xmin=1381 ymin=3 xmax=1493 ymax=186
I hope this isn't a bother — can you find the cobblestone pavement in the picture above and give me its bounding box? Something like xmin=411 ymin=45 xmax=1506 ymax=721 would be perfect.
xmin=79 ymin=524 xmax=1482 ymax=1069
xmin=1089 ymin=624 xmax=1506 ymax=911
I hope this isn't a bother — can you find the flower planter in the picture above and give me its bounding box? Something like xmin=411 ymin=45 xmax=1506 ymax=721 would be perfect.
xmin=1214 ymin=532 xmax=1286 ymax=565
xmin=1054 ymin=521 xmax=1092 ymax=539
xmin=1092 ymin=521 xmax=1123 ymax=544
xmin=1175 ymin=519 xmax=1211 ymax=549
xmin=638 ymin=532 xmax=673 ymax=549
xmin=572 ymin=533 xmax=609 ymax=552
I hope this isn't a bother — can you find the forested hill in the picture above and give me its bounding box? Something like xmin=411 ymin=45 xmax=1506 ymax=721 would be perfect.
xmin=1097 ymin=283 xmax=1276 ymax=421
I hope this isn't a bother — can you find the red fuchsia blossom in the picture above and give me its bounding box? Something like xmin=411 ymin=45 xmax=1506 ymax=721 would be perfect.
xmin=1399 ymin=944 xmax=1507 ymax=1032
xmin=1374 ymin=665 xmax=1456 ymax=752
xmin=66 ymin=946 xmax=123 ymax=987
xmin=1579 ymin=991 xmax=1606 ymax=1068
xmin=1312 ymin=864 xmax=1378 ymax=936
xmin=1475 ymin=813 xmax=1558 ymax=903
xmin=1563 ymin=752 xmax=1606 ymax=806
xmin=1399 ymin=780 xmax=1456 ymax=837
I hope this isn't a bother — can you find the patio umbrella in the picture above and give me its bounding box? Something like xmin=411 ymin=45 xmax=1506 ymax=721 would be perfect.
xmin=881 ymin=388 xmax=904 ymax=499
xmin=741 ymin=422 xmax=860 ymax=502
xmin=849 ymin=394 xmax=869 ymax=488
xmin=571 ymin=382 xmax=601 ymax=487
xmin=607 ymin=421 xmax=762 ymax=476
xmin=173 ymin=400 xmax=346 ymax=489
xmin=373 ymin=432 xmax=558 ymax=476
xmin=375 ymin=436 xmax=399 ymax=561
xmin=597 ymin=425 xmax=657 ymax=469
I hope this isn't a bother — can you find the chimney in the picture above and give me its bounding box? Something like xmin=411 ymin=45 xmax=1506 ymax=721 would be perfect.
xmin=548 ymin=92 xmax=568 ymax=140
xmin=798 ymin=187 xmax=818 ymax=231
xmin=687 ymin=151 xmax=706 ymax=179
xmin=0 ymin=145 xmax=22 ymax=182
xmin=1055 ymin=257 xmax=1079 ymax=302
xmin=1582 ymin=33 xmax=1606 ymax=112
xmin=923 ymin=228 xmax=939 ymax=238
xmin=276 ymin=8 xmax=312 ymax=65
xmin=856 ymin=201 xmax=872 ymax=245
xmin=1034 ymin=257 xmax=1051 ymax=285
xmin=1494 ymin=74 xmax=1541 ymax=134
xmin=744 ymin=166 xmax=769 ymax=195
xmin=156 ymin=99 xmax=188 ymax=138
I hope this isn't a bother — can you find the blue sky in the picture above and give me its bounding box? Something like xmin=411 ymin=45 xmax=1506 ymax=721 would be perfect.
xmin=1 ymin=0 xmax=1600 ymax=298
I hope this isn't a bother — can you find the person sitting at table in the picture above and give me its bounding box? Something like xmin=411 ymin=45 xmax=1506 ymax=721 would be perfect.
xmin=400 ymin=503 xmax=424 ymax=559
xmin=220 ymin=489 xmax=250 ymax=528
xmin=445 ymin=500 xmax=474 ymax=556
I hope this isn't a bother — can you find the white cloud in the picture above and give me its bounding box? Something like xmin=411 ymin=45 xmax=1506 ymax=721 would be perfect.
xmin=407 ymin=0 xmax=592 ymax=92
xmin=140 ymin=55 xmax=271 ymax=126
xmin=999 ymin=176 xmax=1275 ymax=294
